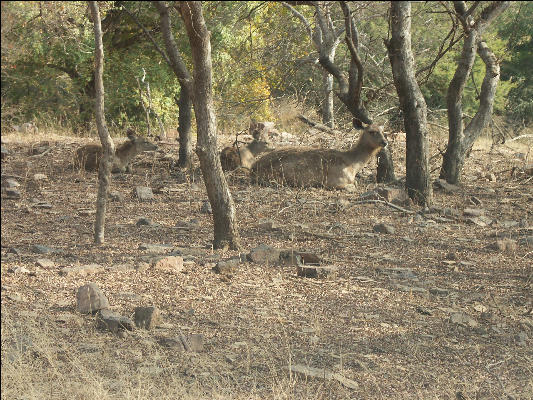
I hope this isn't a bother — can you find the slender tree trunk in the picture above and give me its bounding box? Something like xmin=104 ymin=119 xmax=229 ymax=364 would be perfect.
xmin=154 ymin=1 xmax=194 ymax=169
xmin=176 ymin=86 xmax=193 ymax=167
xmin=440 ymin=1 xmax=509 ymax=184
xmin=178 ymin=1 xmax=240 ymax=250
xmin=322 ymin=72 xmax=334 ymax=128
xmin=386 ymin=1 xmax=432 ymax=206
xmin=89 ymin=1 xmax=115 ymax=245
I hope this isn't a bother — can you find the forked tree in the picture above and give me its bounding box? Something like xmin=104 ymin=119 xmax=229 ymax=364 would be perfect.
xmin=154 ymin=1 xmax=240 ymax=250
xmin=88 ymin=1 xmax=115 ymax=245
xmin=440 ymin=1 xmax=510 ymax=184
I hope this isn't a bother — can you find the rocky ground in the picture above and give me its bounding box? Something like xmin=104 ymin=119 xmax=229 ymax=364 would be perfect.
xmin=1 ymin=128 xmax=532 ymax=399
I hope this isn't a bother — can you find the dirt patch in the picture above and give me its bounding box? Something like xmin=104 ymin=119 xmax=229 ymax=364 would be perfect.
xmin=1 ymin=131 xmax=532 ymax=399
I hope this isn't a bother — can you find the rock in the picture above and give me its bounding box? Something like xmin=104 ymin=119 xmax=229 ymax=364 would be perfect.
xmin=60 ymin=264 xmax=104 ymax=276
xmin=441 ymin=208 xmax=460 ymax=217
xmin=97 ymin=309 xmax=134 ymax=333
xmin=429 ymin=287 xmax=450 ymax=296
xmin=297 ymin=265 xmax=338 ymax=279
xmin=8 ymin=247 xmax=22 ymax=255
xmin=200 ymin=200 xmax=212 ymax=214
xmin=139 ymin=243 xmax=174 ymax=253
xmin=33 ymin=173 xmax=47 ymax=181
xmin=134 ymin=307 xmax=161 ymax=330
xmin=257 ymin=219 xmax=282 ymax=231
xmin=378 ymin=267 xmax=417 ymax=280
xmin=35 ymin=258 xmax=55 ymax=268
xmin=519 ymin=236 xmax=533 ymax=247
xmin=1 ymin=145 xmax=9 ymax=159
xmin=467 ymin=216 xmax=493 ymax=227
xmin=285 ymin=364 xmax=358 ymax=390
xmin=434 ymin=179 xmax=460 ymax=193
xmin=76 ymin=283 xmax=109 ymax=314
xmin=31 ymin=244 xmax=57 ymax=254
xmin=450 ymin=312 xmax=479 ymax=328
xmin=247 ymin=244 xmax=281 ymax=265
xmin=2 ymin=179 xmax=20 ymax=189
xmin=33 ymin=202 xmax=52 ymax=209
xmin=9 ymin=266 xmax=30 ymax=274
xmin=373 ymin=223 xmax=395 ymax=234
xmin=5 ymin=189 xmax=21 ymax=199
xmin=469 ymin=196 xmax=483 ymax=206
xmin=488 ymin=239 xmax=517 ymax=252
xmin=499 ymin=220 xmax=519 ymax=228
xmin=158 ymin=334 xmax=204 ymax=352
xmin=213 ymin=257 xmax=240 ymax=274
xmin=394 ymin=284 xmax=428 ymax=294
xmin=135 ymin=186 xmax=154 ymax=201
xmin=108 ymin=191 xmax=124 ymax=202
xmin=152 ymin=256 xmax=184 ymax=273
xmin=463 ymin=208 xmax=485 ymax=217
xmin=279 ymin=250 xmax=303 ymax=266
xmin=136 ymin=217 xmax=154 ymax=227
xmin=515 ymin=331 xmax=528 ymax=346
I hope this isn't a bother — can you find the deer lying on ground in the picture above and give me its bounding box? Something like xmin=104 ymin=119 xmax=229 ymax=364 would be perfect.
xmin=250 ymin=122 xmax=388 ymax=189
xmin=220 ymin=122 xmax=274 ymax=171
xmin=75 ymin=130 xmax=158 ymax=173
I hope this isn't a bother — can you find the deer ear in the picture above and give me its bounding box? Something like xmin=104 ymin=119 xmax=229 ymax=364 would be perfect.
xmin=126 ymin=128 xmax=136 ymax=140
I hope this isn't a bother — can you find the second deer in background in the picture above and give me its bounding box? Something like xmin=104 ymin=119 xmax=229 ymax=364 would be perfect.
xmin=220 ymin=121 xmax=274 ymax=171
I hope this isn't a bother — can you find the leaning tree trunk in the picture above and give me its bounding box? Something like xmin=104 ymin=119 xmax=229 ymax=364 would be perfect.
xmin=178 ymin=1 xmax=240 ymax=250
xmin=89 ymin=1 xmax=115 ymax=245
xmin=440 ymin=1 xmax=509 ymax=184
xmin=386 ymin=1 xmax=432 ymax=206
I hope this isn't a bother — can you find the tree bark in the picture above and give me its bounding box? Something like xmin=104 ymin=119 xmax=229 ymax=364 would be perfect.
xmin=175 ymin=86 xmax=193 ymax=167
xmin=386 ymin=1 xmax=432 ymax=206
xmin=89 ymin=1 xmax=115 ymax=245
xmin=440 ymin=1 xmax=509 ymax=184
xmin=153 ymin=1 xmax=194 ymax=168
xmin=177 ymin=1 xmax=240 ymax=250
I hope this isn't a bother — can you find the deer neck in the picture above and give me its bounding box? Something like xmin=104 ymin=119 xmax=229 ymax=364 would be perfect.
xmin=245 ymin=141 xmax=263 ymax=156
xmin=344 ymin=138 xmax=377 ymax=165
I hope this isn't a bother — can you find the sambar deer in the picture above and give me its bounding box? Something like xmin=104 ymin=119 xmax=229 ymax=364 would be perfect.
xmin=75 ymin=129 xmax=158 ymax=173
xmin=250 ymin=122 xmax=387 ymax=189
xmin=220 ymin=121 xmax=273 ymax=171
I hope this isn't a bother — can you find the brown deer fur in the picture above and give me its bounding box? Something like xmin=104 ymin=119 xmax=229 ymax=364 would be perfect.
xmin=75 ymin=131 xmax=158 ymax=173
xmin=220 ymin=122 xmax=273 ymax=171
xmin=250 ymin=124 xmax=387 ymax=189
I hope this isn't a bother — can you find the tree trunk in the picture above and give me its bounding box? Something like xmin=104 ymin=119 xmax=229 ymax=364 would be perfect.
xmin=376 ymin=147 xmax=396 ymax=183
xmin=386 ymin=1 xmax=432 ymax=206
xmin=322 ymin=71 xmax=334 ymax=128
xmin=89 ymin=1 xmax=115 ymax=245
xmin=440 ymin=1 xmax=509 ymax=184
xmin=154 ymin=1 xmax=194 ymax=169
xmin=178 ymin=1 xmax=240 ymax=250
xmin=175 ymin=86 xmax=193 ymax=168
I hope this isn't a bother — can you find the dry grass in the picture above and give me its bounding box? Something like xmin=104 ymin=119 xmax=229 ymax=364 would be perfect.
xmin=1 ymin=124 xmax=532 ymax=399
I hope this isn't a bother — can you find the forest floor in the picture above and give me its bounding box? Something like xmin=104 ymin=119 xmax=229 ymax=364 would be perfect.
xmin=1 ymin=126 xmax=532 ymax=400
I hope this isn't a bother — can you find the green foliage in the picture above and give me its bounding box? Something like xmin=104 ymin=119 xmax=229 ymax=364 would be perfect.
xmin=497 ymin=1 xmax=533 ymax=126
xmin=0 ymin=1 xmax=528 ymax=136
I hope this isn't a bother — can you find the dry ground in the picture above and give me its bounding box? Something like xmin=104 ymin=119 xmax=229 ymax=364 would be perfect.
xmin=1 ymin=126 xmax=532 ymax=400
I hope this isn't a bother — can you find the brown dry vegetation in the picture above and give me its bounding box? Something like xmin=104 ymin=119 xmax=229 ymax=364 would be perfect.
xmin=1 ymin=125 xmax=532 ymax=400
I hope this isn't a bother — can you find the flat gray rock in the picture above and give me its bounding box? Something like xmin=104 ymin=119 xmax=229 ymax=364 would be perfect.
xmin=135 ymin=186 xmax=154 ymax=201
